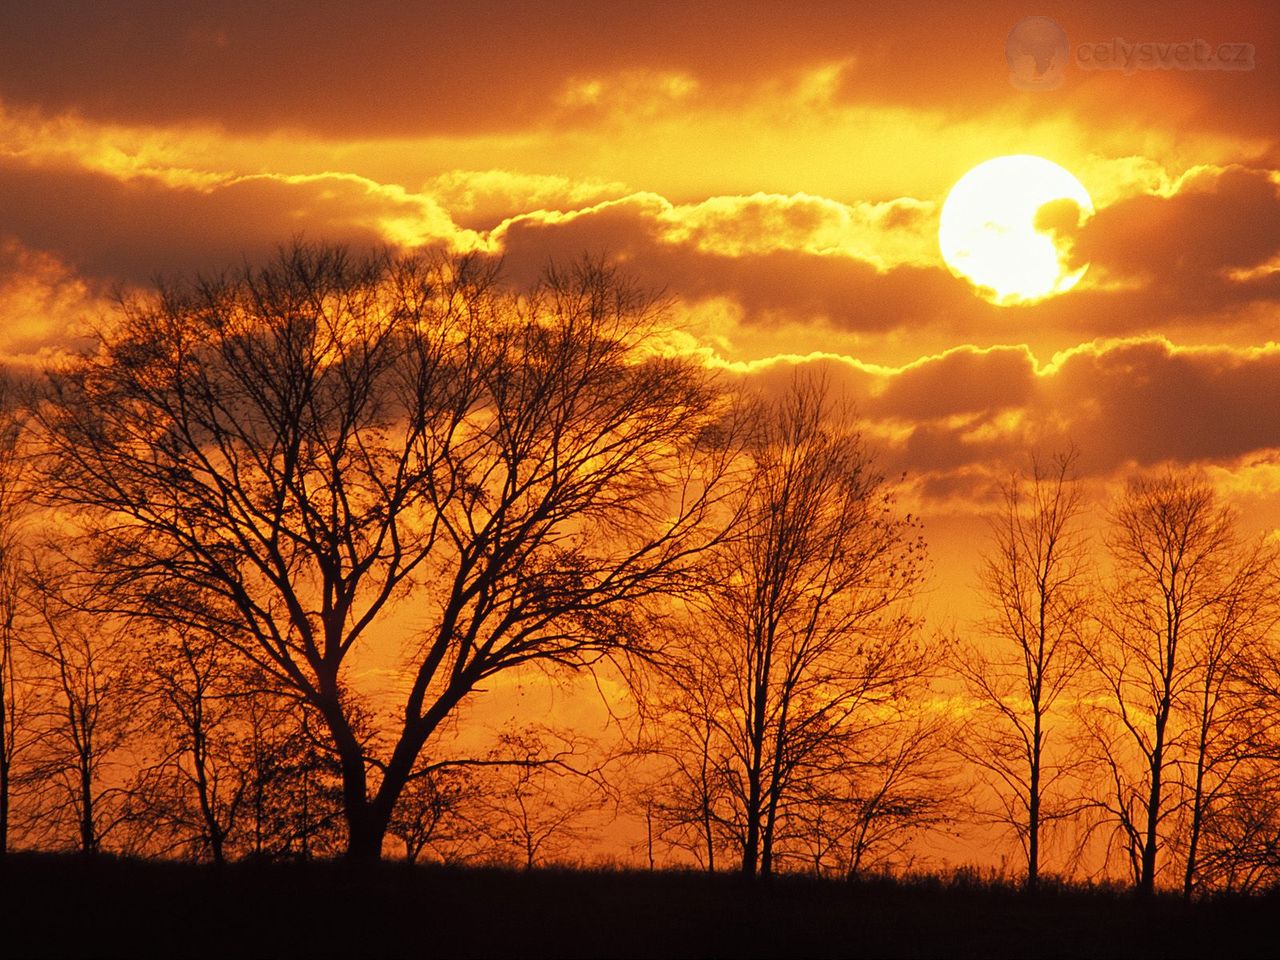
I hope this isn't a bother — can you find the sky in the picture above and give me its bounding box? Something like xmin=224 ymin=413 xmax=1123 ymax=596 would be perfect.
xmin=3 ymin=0 xmax=1280 ymax=626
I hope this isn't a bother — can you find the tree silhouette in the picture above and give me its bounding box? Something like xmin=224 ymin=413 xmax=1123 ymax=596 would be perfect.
xmin=641 ymin=375 xmax=933 ymax=879
xmin=387 ymin=765 xmax=476 ymax=865
xmin=1084 ymin=471 xmax=1266 ymax=895
xmin=958 ymin=451 xmax=1091 ymax=888
xmin=0 ymin=375 xmax=30 ymax=856
xmin=470 ymin=728 xmax=609 ymax=869
xmin=36 ymin=243 xmax=731 ymax=861
xmin=23 ymin=587 xmax=140 ymax=854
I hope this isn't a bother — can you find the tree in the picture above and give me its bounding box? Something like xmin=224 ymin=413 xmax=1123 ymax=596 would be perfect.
xmin=644 ymin=375 xmax=932 ymax=879
xmin=37 ymin=243 xmax=731 ymax=861
xmin=387 ymin=765 xmax=477 ymax=865
xmin=237 ymin=687 xmax=344 ymax=861
xmin=23 ymin=586 xmax=140 ymax=854
xmin=128 ymin=621 xmax=267 ymax=864
xmin=0 ymin=374 xmax=30 ymax=856
xmin=470 ymin=728 xmax=609 ymax=869
xmin=1198 ymin=588 xmax=1280 ymax=892
xmin=785 ymin=709 xmax=958 ymax=879
xmin=958 ymin=451 xmax=1091 ymax=888
xmin=630 ymin=644 xmax=735 ymax=872
xmin=1085 ymin=471 xmax=1250 ymax=895
xmin=1177 ymin=539 xmax=1276 ymax=896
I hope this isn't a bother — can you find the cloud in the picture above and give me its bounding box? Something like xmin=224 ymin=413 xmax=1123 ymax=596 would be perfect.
xmin=0 ymin=160 xmax=477 ymax=285
xmin=0 ymin=239 xmax=104 ymax=362
xmin=1074 ymin=165 xmax=1280 ymax=283
xmin=426 ymin=170 xmax=631 ymax=230
xmin=728 ymin=338 xmax=1280 ymax=506
xmin=870 ymin=346 xmax=1037 ymax=420
xmin=490 ymin=193 xmax=993 ymax=336
xmin=0 ymin=1 xmax=1273 ymax=151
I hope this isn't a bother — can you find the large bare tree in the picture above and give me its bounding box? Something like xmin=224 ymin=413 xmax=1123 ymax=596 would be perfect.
xmin=959 ymin=451 xmax=1091 ymax=888
xmin=36 ymin=244 xmax=732 ymax=861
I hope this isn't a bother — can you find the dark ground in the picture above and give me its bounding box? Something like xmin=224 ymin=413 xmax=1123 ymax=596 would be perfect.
xmin=2 ymin=854 xmax=1277 ymax=958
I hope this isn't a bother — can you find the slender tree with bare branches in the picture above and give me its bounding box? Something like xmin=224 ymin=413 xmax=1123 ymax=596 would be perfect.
xmin=641 ymin=375 xmax=934 ymax=879
xmin=1085 ymin=471 xmax=1254 ymax=895
xmin=22 ymin=586 xmax=141 ymax=855
xmin=958 ymin=451 xmax=1091 ymax=888
xmin=0 ymin=375 xmax=29 ymax=856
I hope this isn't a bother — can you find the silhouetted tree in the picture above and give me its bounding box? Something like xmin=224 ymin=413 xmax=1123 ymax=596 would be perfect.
xmin=387 ymin=765 xmax=477 ymax=865
xmin=471 ymin=728 xmax=609 ymax=869
xmin=0 ymin=375 xmax=30 ymax=856
xmin=782 ymin=709 xmax=957 ymax=879
xmin=129 ymin=621 xmax=262 ymax=863
xmin=643 ymin=375 xmax=931 ymax=879
xmin=1084 ymin=472 xmax=1260 ymax=895
xmin=631 ymin=645 xmax=735 ymax=872
xmin=23 ymin=586 xmax=140 ymax=855
xmin=234 ymin=690 xmax=346 ymax=862
xmin=1177 ymin=539 xmax=1277 ymax=896
xmin=958 ymin=451 xmax=1091 ymax=888
xmin=36 ymin=244 xmax=731 ymax=861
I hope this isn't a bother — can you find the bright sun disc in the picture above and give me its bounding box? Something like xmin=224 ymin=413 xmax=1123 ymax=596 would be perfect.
xmin=938 ymin=155 xmax=1093 ymax=305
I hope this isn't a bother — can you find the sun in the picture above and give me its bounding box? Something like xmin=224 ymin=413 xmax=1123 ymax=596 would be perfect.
xmin=938 ymin=155 xmax=1093 ymax=305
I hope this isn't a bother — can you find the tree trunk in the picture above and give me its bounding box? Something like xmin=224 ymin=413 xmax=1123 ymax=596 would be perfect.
xmin=742 ymin=769 xmax=761 ymax=877
xmin=1027 ymin=715 xmax=1042 ymax=890
xmin=1184 ymin=704 xmax=1213 ymax=899
xmin=343 ymin=806 xmax=388 ymax=864
xmin=0 ymin=674 xmax=8 ymax=857
xmin=1139 ymin=718 xmax=1169 ymax=896
xmin=702 ymin=799 xmax=715 ymax=874
xmin=760 ymin=767 xmax=784 ymax=879
xmin=0 ymin=750 xmax=8 ymax=857
xmin=79 ymin=752 xmax=95 ymax=855
xmin=742 ymin=634 xmax=771 ymax=879
xmin=191 ymin=725 xmax=225 ymax=866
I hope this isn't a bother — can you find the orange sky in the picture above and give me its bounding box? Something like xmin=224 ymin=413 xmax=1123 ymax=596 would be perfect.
xmin=3 ymin=0 xmax=1280 ymax=628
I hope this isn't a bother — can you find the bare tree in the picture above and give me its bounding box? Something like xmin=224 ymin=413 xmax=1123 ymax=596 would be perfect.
xmin=1200 ymin=589 xmax=1280 ymax=892
xmin=641 ymin=375 xmax=932 ymax=879
xmin=1177 ymin=540 xmax=1277 ymax=896
xmin=387 ymin=765 xmax=477 ymax=865
xmin=629 ymin=632 xmax=735 ymax=873
xmin=236 ymin=688 xmax=343 ymax=861
xmin=0 ymin=530 xmax=19 ymax=856
xmin=129 ymin=621 xmax=262 ymax=864
xmin=784 ymin=709 xmax=958 ymax=879
xmin=470 ymin=728 xmax=610 ymax=869
xmin=0 ymin=374 xmax=29 ymax=856
xmin=958 ymin=451 xmax=1091 ymax=888
xmin=1085 ymin=471 xmax=1244 ymax=895
xmin=36 ymin=244 xmax=731 ymax=861
xmin=22 ymin=584 xmax=141 ymax=855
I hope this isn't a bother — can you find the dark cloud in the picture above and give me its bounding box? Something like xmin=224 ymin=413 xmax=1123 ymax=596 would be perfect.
xmin=492 ymin=199 xmax=998 ymax=335
xmin=491 ymin=173 xmax=1280 ymax=348
xmin=1045 ymin=339 xmax=1280 ymax=470
xmin=871 ymin=346 xmax=1036 ymax=420
xmin=737 ymin=339 xmax=1280 ymax=501
xmin=1074 ymin=166 xmax=1280 ymax=280
xmin=0 ymin=161 xmax=451 ymax=285
xmin=0 ymin=1 xmax=1274 ymax=144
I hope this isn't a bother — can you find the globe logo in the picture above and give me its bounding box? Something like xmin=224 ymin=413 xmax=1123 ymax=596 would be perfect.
xmin=1006 ymin=17 xmax=1070 ymax=90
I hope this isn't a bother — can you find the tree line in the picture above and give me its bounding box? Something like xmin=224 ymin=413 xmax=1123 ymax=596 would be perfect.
xmin=0 ymin=243 xmax=1278 ymax=895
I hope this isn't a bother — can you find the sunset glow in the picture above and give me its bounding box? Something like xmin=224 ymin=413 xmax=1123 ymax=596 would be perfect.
xmin=3 ymin=5 xmax=1280 ymax=934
